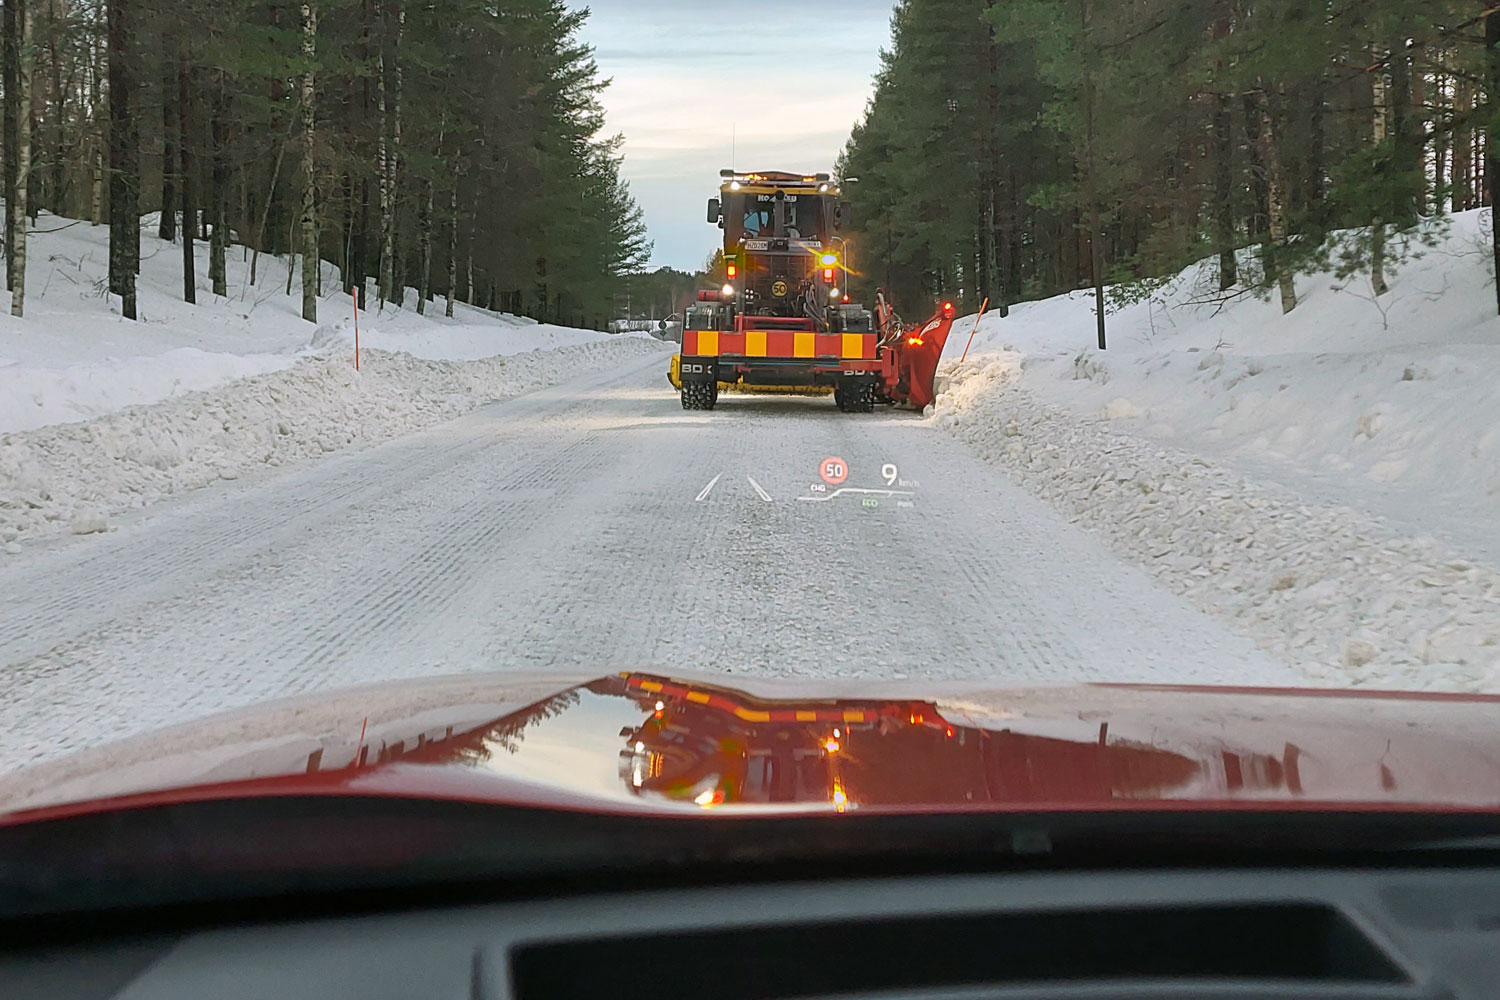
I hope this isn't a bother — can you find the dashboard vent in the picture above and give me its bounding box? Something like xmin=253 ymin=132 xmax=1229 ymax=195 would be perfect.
xmin=511 ymin=904 xmax=1410 ymax=1000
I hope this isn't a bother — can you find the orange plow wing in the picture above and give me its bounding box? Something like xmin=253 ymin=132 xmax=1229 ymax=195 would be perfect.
xmin=884 ymin=303 xmax=956 ymax=410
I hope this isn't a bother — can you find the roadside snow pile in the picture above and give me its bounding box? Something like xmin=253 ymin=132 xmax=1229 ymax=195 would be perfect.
xmin=0 ymin=336 xmax=665 ymax=546
xmin=934 ymin=353 xmax=1500 ymax=690
xmin=0 ymin=210 xmax=625 ymax=433
xmin=0 ymin=347 xmax=298 ymax=434
xmin=946 ymin=208 xmax=1500 ymax=561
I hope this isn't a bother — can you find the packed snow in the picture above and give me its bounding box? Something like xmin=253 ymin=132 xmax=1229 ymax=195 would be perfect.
xmin=0 ymin=210 xmax=667 ymax=547
xmin=936 ymin=210 xmax=1500 ymax=689
xmin=0 ymin=364 xmax=1296 ymax=771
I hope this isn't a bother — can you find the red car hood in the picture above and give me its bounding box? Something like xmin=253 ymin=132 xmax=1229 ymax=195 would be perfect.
xmin=5 ymin=670 xmax=1500 ymax=825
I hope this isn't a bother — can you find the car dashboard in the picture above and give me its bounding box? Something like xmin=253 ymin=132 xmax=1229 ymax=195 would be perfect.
xmin=6 ymin=863 xmax=1500 ymax=999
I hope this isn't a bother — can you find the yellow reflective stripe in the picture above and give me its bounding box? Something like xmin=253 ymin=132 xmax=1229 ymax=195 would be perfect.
xmin=638 ymin=680 xmax=663 ymax=693
xmin=746 ymin=330 xmax=767 ymax=357
xmin=686 ymin=691 xmax=711 ymax=704
xmin=795 ymin=710 xmax=817 ymax=722
xmin=735 ymin=707 xmax=772 ymax=722
xmin=794 ymin=332 xmax=815 ymax=358
xmin=697 ymin=331 xmax=719 ymax=356
xmin=841 ymin=334 xmax=864 ymax=358
xmin=842 ymin=710 xmax=866 ymax=723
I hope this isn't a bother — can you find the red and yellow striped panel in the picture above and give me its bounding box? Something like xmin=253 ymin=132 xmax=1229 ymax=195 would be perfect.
xmin=683 ymin=330 xmax=875 ymax=360
xmin=625 ymin=674 xmax=880 ymax=724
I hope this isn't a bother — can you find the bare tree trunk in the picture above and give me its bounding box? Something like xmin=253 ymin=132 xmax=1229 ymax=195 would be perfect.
xmin=445 ymin=172 xmax=458 ymax=317
xmin=158 ymin=31 xmax=176 ymax=242
xmin=178 ymin=48 xmax=195 ymax=303
xmin=465 ymin=188 xmax=477 ymax=304
xmin=1371 ymin=50 xmax=1389 ymax=297
xmin=108 ymin=0 xmax=139 ymax=320
xmin=249 ymin=140 xmax=284 ymax=287
xmin=417 ymin=126 xmax=438 ymax=316
xmin=1213 ymin=93 xmax=1236 ymax=290
xmin=417 ymin=175 xmax=431 ymax=314
xmin=1455 ymin=78 xmax=1473 ymax=212
xmin=1242 ymin=92 xmax=1269 ymax=246
xmin=299 ymin=1 xmax=318 ymax=323
xmin=376 ymin=1 xmax=393 ymax=305
xmin=46 ymin=20 xmax=62 ymax=214
xmin=1080 ymin=0 xmax=1105 ymax=349
xmin=88 ymin=24 xmax=105 ymax=227
xmin=1486 ymin=10 xmax=1500 ymax=314
xmin=11 ymin=0 xmax=32 ymax=315
xmin=4 ymin=0 xmax=20 ymax=291
xmin=1259 ymin=92 xmax=1296 ymax=314
xmin=1434 ymin=50 xmax=1449 ymax=210
xmin=208 ymin=70 xmax=227 ymax=297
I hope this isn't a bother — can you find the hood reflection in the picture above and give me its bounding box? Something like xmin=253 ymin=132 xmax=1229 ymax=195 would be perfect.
xmin=607 ymin=674 xmax=1201 ymax=809
xmin=325 ymin=674 xmax=1411 ymax=812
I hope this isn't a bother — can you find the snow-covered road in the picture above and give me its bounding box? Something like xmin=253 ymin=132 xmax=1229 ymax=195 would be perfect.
xmin=0 ymin=351 xmax=1296 ymax=771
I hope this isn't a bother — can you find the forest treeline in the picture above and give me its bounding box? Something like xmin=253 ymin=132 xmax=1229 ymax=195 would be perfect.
xmin=0 ymin=0 xmax=648 ymax=327
xmin=839 ymin=0 xmax=1500 ymax=334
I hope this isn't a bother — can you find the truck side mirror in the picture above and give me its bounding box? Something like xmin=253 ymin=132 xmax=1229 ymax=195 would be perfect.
xmin=834 ymin=201 xmax=852 ymax=230
xmin=707 ymin=198 xmax=720 ymax=224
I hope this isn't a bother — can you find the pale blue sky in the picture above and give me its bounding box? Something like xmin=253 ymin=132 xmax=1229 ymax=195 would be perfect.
xmin=575 ymin=0 xmax=896 ymax=271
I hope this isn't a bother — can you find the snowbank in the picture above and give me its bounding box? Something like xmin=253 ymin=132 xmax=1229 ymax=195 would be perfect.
xmin=0 ymin=336 xmax=666 ymax=546
xmin=946 ymin=209 xmax=1500 ymax=560
xmin=0 ymin=211 xmax=627 ymax=433
xmin=935 ymin=355 xmax=1500 ymax=690
xmin=934 ymin=211 xmax=1500 ymax=690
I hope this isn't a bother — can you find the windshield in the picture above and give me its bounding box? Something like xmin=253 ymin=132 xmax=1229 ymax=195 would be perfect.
xmin=732 ymin=193 xmax=829 ymax=241
xmin=2 ymin=0 xmax=1499 ymax=859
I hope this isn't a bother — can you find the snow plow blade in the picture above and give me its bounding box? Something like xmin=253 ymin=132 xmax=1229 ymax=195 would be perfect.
xmin=885 ymin=302 xmax=957 ymax=411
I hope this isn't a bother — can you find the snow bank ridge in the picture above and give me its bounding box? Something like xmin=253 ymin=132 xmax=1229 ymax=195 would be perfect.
xmin=0 ymin=337 xmax=665 ymax=547
xmin=934 ymin=353 xmax=1500 ymax=690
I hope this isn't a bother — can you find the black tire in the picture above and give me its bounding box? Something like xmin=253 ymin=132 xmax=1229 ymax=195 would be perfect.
xmin=835 ymin=378 xmax=875 ymax=413
xmin=681 ymin=381 xmax=717 ymax=411
xmin=850 ymin=379 xmax=876 ymax=413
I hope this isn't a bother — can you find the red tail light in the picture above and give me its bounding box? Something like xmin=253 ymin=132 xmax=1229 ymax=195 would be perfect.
xmin=824 ymin=268 xmax=835 ymax=281
xmin=727 ymin=264 xmax=737 ymax=278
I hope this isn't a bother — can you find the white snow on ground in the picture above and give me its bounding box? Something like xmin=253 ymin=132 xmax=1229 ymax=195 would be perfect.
xmin=0 ymin=210 xmax=668 ymax=546
xmin=935 ymin=210 xmax=1500 ymax=690
xmin=0 ymin=211 xmax=630 ymax=433
xmin=0 ymin=337 xmax=666 ymax=546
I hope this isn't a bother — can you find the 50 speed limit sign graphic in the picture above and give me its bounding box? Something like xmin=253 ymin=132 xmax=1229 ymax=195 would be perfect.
xmin=819 ymin=456 xmax=849 ymax=486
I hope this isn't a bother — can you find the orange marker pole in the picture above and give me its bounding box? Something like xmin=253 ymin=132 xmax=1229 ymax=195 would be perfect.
xmin=352 ymin=289 xmax=360 ymax=371
xmin=959 ymin=297 xmax=989 ymax=364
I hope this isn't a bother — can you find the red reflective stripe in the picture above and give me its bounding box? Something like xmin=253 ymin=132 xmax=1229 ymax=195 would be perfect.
xmin=719 ymin=333 xmax=746 ymax=355
xmin=815 ymin=335 xmax=842 ymax=357
xmin=683 ymin=330 xmax=698 ymax=354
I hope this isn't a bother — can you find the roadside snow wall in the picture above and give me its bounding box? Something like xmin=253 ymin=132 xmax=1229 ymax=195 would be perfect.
xmin=1 ymin=337 xmax=666 ymax=546
xmin=935 ymin=353 xmax=1500 ymax=691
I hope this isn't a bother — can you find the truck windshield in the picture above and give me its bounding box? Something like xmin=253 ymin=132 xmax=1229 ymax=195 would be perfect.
xmin=734 ymin=194 xmax=828 ymax=241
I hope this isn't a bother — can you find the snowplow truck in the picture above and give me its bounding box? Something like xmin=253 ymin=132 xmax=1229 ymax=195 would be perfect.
xmin=672 ymin=169 xmax=957 ymax=412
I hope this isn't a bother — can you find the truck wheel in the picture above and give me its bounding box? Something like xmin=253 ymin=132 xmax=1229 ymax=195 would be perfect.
xmin=851 ymin=380 xmax=876 ymax=413
xmin=682 ymin=381 xmax=718 ymax=411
